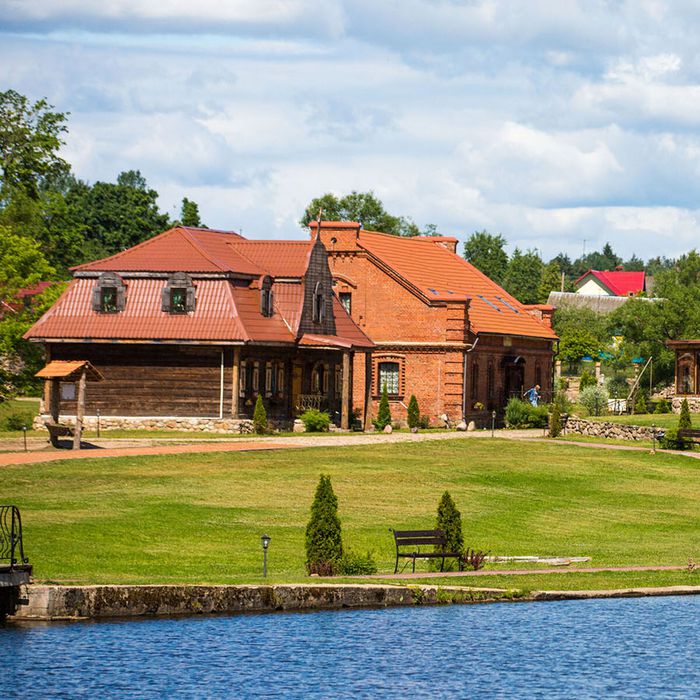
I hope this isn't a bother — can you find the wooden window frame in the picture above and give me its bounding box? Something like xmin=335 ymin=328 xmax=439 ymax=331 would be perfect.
xmin=92 ymin=272 xmax=126 ymax=313
xmin=162 ymin=272 xmax=195 ymax=314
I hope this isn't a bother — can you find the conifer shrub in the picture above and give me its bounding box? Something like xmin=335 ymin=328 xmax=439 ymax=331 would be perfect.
xmin=432 ymin=491 xmax=464 ymax=571
xmin=300 ymin=408 xmax=330 ymax=432
xmin=634 ymin=392 xmax=648 ymax=415
xmin=679 ymin=398 xmax=692 ymax=431
xmin=653 ymin=399 xmax=671 ymax=414
xmin=305 ymin=474 xmax=343 ymax=575
xmin=407 ymin=394 xmax=420 ymax=430
xmin=253 ymin=395 xmax=268 ymax=434
xmin=579 ymin=368 xmax=596 ymax=391
xmin=373 ymin=384 xmax=392 ymax=430
xmin=549 ymin=401 xmax=562 ymax=438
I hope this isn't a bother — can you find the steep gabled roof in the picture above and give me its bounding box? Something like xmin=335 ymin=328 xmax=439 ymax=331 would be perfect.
xmin=356 ymin=229 xmax=557 ymax=340
xmin=229 ymin=240 xmax=314 ymax=278
xmin=575 ymin=269 xmax=645 ymax=296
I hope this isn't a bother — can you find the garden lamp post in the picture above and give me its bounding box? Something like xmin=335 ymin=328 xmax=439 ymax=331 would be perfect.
xmin=491 ymin=410 xmax=496 ymax=438
xmin=261 ymin=534 xmax=271 ymax=577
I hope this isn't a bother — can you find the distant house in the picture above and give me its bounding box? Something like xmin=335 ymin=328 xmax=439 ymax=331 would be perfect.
xmin=312 ymin=221 xmax=557 ymax=425
xmin=575 ymin=269 xmax=646 ymax=297
xmin=0 ymin=281 xmax=56 ymax=318
xmin=24 ymin=227 xmax=373 ymax=431
xmin=668 ymin=340 xmax=700 ymax=412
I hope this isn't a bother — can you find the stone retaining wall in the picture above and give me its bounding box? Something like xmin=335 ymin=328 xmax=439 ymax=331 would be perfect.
xmin=563 ymin=416 xmax=656 ymax=441
xmin=672 ymin=396 xmax=700 ymax=413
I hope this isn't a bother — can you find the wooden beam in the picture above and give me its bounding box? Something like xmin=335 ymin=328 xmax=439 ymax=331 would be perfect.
xmin=231 ymin=347 xmax=240 ymax=417
xmin=49 ymin=380 xmax=60 ymax=423
xmin=363 ymin=351 xmax=373 ymax=431
xmin=341 ymin=351 xmax=351 ymax=430
xmin=73 ymin=368 xmax=87 ymax=450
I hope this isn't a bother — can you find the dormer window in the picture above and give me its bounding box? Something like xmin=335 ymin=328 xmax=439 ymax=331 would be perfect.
xmin=92 ymin=272 xmax=126 ymax=313
xmin=260 ymin=276 xmax=274 ymax=317
xmin=313 ymin=281 xmax=325 ymax=323
xmin=162 ymin=272 xmax=195 ymax=314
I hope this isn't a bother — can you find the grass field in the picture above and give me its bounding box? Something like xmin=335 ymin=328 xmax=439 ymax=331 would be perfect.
xmin=589 ymin=413 xmax=682 ymax=428
xmin=3 ymin=437 xmax=700 ymax=591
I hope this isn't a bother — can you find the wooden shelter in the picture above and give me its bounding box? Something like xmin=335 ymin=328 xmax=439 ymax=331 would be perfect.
xmin=35 ymin=360 xmax=104 ymax=449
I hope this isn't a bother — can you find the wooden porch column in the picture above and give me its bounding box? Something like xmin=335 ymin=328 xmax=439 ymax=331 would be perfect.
xmin=49 ymin=380 xmax=60 ymax=422
xmin=231 ymin=347 xmax=241 ymax=418
xmin=341 ymin=351 xmax=351 ymax=430
xmin=363 ymin=351 xmax=373 ymax=431
xmin=73 ymin=368 xmax=87 ymax=450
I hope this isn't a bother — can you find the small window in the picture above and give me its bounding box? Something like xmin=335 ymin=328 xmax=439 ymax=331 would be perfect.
xmin=101 ymin=287 xmax=118 ymax=313
xmin=171 ymin=288 xmax=187 ymax=313
xmin=162 ymin=272 xmax=195 ymax=314
xmin=252 ymin=362 xmax=260 ymax=392
xmin=92 ymin=272 xmax=126 ymax=313
xmin=379 ymin=362 xmax=400 ymax=396
xmin=313 ymin=281 xmax=325 ymax=323
xmin=265 ymin=364 xmax=273 ymax=396
xmin=487 ymin=363 xmax=495 ymax=401
xmin=260 ymin=276 xmax=274 ymax=317
xmin=312 ymin=364 xmax=323 ymax=393
xmin=339 ymin=292 xmax=352 ymax=315
xmin=277 ymin=365 xmax=285 ymax=396
xmin=60 ymin=383 xmax=76 ymax=401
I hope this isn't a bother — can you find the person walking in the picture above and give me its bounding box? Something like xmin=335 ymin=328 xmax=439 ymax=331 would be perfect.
xmin=524 ymin=384 xmax=541 ymax=406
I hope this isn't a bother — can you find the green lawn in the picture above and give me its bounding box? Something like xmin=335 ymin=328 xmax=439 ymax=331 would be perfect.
xmin=3 ymin=438 xmax=700 ymax=591
xmin=589 ymin=413 xmax=681 ymax=428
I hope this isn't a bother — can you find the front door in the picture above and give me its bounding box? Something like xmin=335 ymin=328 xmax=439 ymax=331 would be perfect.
xmin=504 ymin=363 xmax=525 ymax=403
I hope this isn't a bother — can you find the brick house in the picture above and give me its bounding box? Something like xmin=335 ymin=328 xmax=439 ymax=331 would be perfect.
xmin=311 ymin=221 xmax=557 ymax=425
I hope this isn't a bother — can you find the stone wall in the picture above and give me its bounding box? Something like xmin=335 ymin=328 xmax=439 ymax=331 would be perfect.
xmin=672 ymin=396 xmax=700 ymax=413
xmin=563 ymin=416 xmax=656 ymax=441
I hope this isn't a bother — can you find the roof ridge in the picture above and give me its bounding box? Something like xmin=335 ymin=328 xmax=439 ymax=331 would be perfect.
xmin=181 ymin=229 xmax=236 ymax=272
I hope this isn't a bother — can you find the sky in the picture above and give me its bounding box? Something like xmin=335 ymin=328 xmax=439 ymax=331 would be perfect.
xmin=2 ymin=0 xmax=700 ymax=261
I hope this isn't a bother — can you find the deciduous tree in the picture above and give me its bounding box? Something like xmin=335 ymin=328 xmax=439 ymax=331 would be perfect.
xmin=463 ymin=231 xmax=508 ymax=285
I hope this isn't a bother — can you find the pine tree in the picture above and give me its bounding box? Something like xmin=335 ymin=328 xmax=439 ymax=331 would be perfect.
xmin=253 ymin=395 xmax=268 ymax=434
xmin=634 ymin=392 xmax=648 ymax=415
xmin=549 ymin=401 xmax=562 ymax=438
xmin=679 ymin=398 xmax=692 ymax=430
xmin=434 ymin=491 xmax=464 ymax=571
xmin=375 ymin=383 xmax=392 ymax=430
xmin=407 ymin=394 xmax=420 ymax=429
xmin=305 ymin=474 xmax=343 ymax=575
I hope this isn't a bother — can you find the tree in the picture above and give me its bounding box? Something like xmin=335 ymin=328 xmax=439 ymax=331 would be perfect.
xmin=300 ymin=190 xmax=434 ymax=237
xmin=407 ymin=394 xmax=420 ymax=430
xmin=572 ymin=242 xmax=622 ymax=277
xmin=503 ymin=248 xmax=543 ymax=304
xmin=305 ymin=474 xmax=343 ymax=575
xmin=538 ymin=260 xmax=563 ymax=302
xmin=463 ymin=231 xmax=508 ymax=285
xmin=253 ymin=395 xmax=268 ymax=434
xmin=180 ymin=197 xmax=202 ymax=227
xmin=0 ymin=225 xmax=55 ymax=298
xmin=374 ymin=384 xmax=392 ymax=430
xmin=624 ymin=254 xmax=645 ymax=272
xmin=679 ymin=398 xmax=692 ymax=430
xmin=0 ymin=90 xmax=69 ymax=202
xmin=549 ymin=401 xmax=562 ymax=438
xmin=433 ymin=491 xmax=464 ymax=570
xmin=558 ymin=329 xmax=601 ymax=368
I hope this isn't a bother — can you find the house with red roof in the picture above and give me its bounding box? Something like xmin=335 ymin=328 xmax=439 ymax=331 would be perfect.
xmin=575 ymin=269 xmax=646 ymax=297
xmin=24 ymin=226 xmax=373 ymax=431
xmin=311 ymin=221 xmax=558 ymax=425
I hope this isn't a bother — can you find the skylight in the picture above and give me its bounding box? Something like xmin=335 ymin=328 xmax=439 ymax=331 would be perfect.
xmin=496 ymin=296 xmax=520 ymax=314
xmin=428 ymin=288 xmax=439 ymax=295
xmin=478 ymin=295 xmax=501 ymax=312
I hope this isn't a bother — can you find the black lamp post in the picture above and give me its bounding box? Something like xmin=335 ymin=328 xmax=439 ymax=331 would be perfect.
xmin=491 ymin=410 xmax=496 ymax=438
xmin=261 ymin=534 xmax=271 ymax=577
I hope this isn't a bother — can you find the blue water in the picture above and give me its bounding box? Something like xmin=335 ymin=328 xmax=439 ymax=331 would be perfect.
xmin=2 ymin=595 xmax=699 ymax=699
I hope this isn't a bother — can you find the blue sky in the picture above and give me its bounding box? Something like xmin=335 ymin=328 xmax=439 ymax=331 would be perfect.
xmin=2 ymin=0 xmax=700 ymax=260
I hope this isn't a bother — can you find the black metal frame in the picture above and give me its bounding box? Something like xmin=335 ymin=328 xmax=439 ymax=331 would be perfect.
xmin=0 ymin=505 xmax=29 ymax=570
xmin=390 ymin=528 xmax=463 ymax=574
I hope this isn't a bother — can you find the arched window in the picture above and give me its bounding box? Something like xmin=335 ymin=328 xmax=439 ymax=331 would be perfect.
xmin=312 ymin=281 xmax=325 ymax=323
xmin=162 ymin=272 xmax=195 ymax=314
xmin=260 ymin=276 xmax=274 ymax=317
xmin=470 ymin=362 xmax=479 ymax=400
xmin=487 ymin=363 xmax=495 ymax=401
xmin=92 ymin=272 xmax=126 ymax=313
xmin=535 ymin=364 xmax=542 ymax=388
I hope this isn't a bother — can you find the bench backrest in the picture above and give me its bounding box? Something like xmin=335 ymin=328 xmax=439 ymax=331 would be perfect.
xmin=679 ymin=429 xmax=700 ymax=437
xmin=392 ymin=529 xmax=446 ymax=548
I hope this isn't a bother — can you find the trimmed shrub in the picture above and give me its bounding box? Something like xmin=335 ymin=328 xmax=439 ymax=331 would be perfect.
xmin=504 ymin=398 xmax=531 ymax=428
xmin=579 ymin=386 xmax=609 ymax=416
xmin=549 ymin=401 xmax=562 ymax=438
xmin=253 ymin=395 xmax=268 ymax=434
xmin=679 ymin=398 xmax=692 ymax=430
xmin=305 ymin=474 xmax=343 ymax=575
xmin=653 ymin=399 xmax=671 ymax=414
xmin=634 ymin=392 xmax=648 ymax=415
xmin=579 ymin=368 xmax=596 ymax=391
xmin=337 ymin=550 xmax=378 ymax=576
xmin=0 ymin=411 xmax=34 ymax=431
xmin=659 ymin=427 xmax=692 ymax=451
xmin=300 ymin=409 xmax=331 ymax=432
xmin=407 ymin=394 xmax=420 ymax=430
xmin=432 ymin=491 xmax=464 ymax=571
xmin=528 ymin=404 xmax=549 ymax=428
xmin=373 ymin=384 xmax=392 ymax=430
xmin=418 ymin=414 xmax=431 ymax=429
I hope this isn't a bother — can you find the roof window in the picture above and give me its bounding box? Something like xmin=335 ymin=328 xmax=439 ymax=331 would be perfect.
xmin=478 ymin=295 xmax=502 ymax=313
xmin=162 ymin=272 xmax=195 ymax=314
xmin=313 ymin=281 xmax=326 ymax=323
xmin=92 ymin=272 xmax=126 ymax=314
xmin=496 ymin=296 xmax=520 ymax=314
xmin=260 ymin=276 xmax=274 ymax=317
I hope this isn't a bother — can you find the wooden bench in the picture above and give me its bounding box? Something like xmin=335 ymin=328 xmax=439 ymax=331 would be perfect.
xmin=679 ymin=429 xmax=700 ymax=444
xmin=45 ymin=421 xmax=74 ymax=448
xmin=390 ymin=528 xmax=463 ymax=573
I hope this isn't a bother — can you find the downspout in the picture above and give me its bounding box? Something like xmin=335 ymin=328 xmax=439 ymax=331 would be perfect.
xmin=462 ymin=336 xmax=479 ymax=418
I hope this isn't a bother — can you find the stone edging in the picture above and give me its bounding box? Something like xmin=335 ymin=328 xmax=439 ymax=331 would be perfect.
xmin=8 ymin=583 xmax=700 ymax=621
xmin=563 ymin=416 xmax=656 ymax=441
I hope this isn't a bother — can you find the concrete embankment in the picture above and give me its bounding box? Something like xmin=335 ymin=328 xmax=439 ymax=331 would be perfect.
xmin=9 ymin=583 xmax=700 ymax=621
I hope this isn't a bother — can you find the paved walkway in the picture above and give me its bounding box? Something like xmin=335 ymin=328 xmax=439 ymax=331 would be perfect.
xmin=0 ymin=428 xmax=696 ymax=467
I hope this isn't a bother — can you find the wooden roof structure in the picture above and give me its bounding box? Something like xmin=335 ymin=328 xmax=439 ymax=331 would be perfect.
xmin=35 ymin=360 xmax=104 ymax=382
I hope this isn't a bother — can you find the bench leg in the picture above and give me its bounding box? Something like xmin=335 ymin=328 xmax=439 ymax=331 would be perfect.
xmin=394 ymin=555 xmax=399 ymax=574
xmin=440 ymin=555 xmax=445 ymax=572
xmin=412 ymin=556 xmax=416 ymax=573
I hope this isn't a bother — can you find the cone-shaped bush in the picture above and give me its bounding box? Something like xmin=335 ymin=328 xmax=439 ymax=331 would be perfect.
xmin=679 ymin=398 xmax=692 ymax=430
xmin=305 ymin=474 xmax=343 ymax=575
xmin=407 ymin=394 xmax=420 ymax=430
xmin=634 ymin=392 xmax=647 ymax=415
xmin=253 ymin=395 xmax=268 ymax=434
xmin=549 ymin=401 xmax=562 ymax=438
xmin=432 ymin=491 xmax=464 ymax=570
xmin=374 ymin=383 xmax=392 ymax=430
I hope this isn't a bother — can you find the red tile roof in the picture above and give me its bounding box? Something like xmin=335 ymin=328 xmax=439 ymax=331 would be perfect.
xmin=231 ymin=240 xmax=314 ymax=278
xmin=356 ymin=229 xmax=557 ymax=340
xmin=575 ymin=270 xmax=645 ymax=296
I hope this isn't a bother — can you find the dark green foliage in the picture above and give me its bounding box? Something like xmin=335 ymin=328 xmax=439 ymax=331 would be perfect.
xmin=549 ymin=401 xmax=562 ymax=438
xmin=305 ymin=474 xmax=343 ymax=575
xmin=407 ymin=394 xmax=420 ymax=429
xmin=253 ymin=395 xmax=268 ymax=434
xmin=579 ymin=386 xmax=608 ymax=416
xmin=607 ymin=375 xmax=629 ymax=400
xmin=300 ymin=408 xmax=330 ymax=432
xmin=373 ymin=384 xmax=392 ymax=430
xmin=538 ymin=260 xmax=563 ymax=302
xmin=654 ymin=399 xmax=671 ymax=414
xmin=504 ymin=398 xmax=548 ymax=428
xmin=463 ymin=231 xmax=508 ymax=285
xmin=503 ymin=248 xmax=544 ymax=304
xmin=337 ymin=550 xmax=377 ymax=575
xmin=434 ymin=491 xmax=464 ymax=570
xmin=659 ymin=427 xmax=692 ymax=450
xmin=418 ymin=414 xmax=431 ymax=429
xmin=679 ymin=398 xmax=692 ymax=430
xmin=180 ymin=197 xmax=201 ymax=227
xmin=0 ymin=409 xmax=33 ymax=431
xmin=634 ymin=392 xmax=648 ymax=415
xmin=579 ymin=368 xmax=597 ymax=391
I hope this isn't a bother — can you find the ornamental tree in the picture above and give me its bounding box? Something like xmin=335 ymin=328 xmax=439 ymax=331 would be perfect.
xmin=305 ymin=474 xmax=343 ymax=576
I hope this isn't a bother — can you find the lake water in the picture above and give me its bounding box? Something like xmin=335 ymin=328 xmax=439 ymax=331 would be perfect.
xmin=2 ymin=595 xmax=699 ymax=698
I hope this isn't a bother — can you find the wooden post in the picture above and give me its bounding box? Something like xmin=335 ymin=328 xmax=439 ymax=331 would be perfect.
xmin=341 ymin=351 xmax=351 ymax=430
xmin=73 ymin=368 xmax=87 ymax=450
xmin=49 ymin=380 xmax=60 ymax=423
xmin=232 ymin=347 xmax=241 ymax=418
xmin=363 ymin=352 xmax=373 ymax=431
